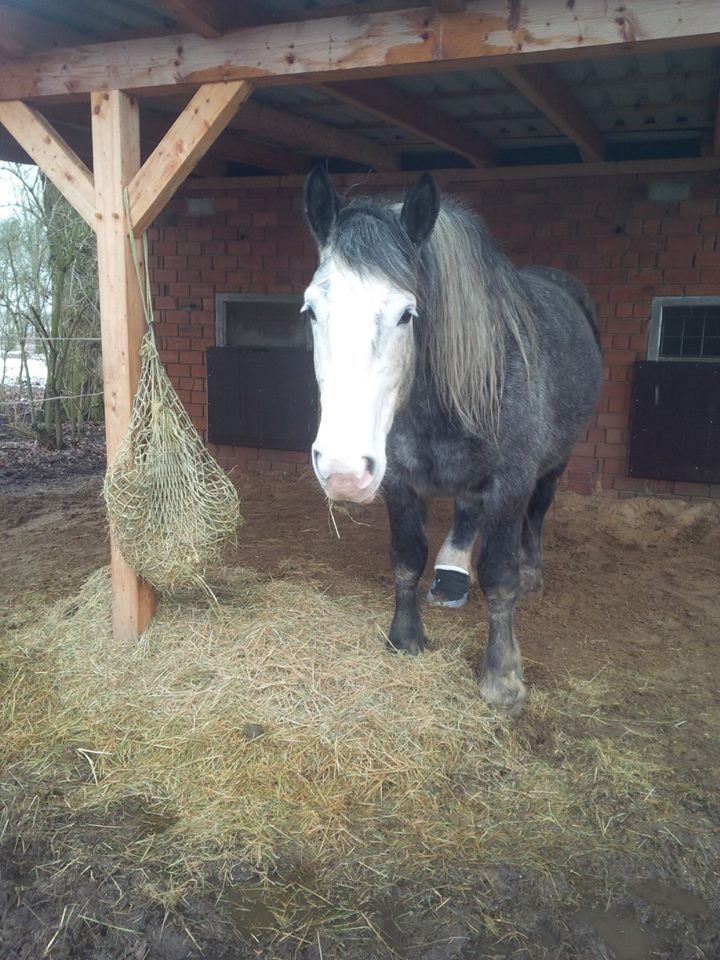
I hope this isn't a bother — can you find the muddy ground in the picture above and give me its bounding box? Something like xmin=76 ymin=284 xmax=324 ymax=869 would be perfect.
xmin=1 ymin=434 xmax=719 ymax=960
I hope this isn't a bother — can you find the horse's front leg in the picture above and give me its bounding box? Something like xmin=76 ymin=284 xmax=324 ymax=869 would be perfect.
xmin=385 ymin=483 xmax=428 ymax=655
xmin=476 ymin=497 xmax=528 ymax=715
xmin=427 ymin=497 xmax=482 ymax=608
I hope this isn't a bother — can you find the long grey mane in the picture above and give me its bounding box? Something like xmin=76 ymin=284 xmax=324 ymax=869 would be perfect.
xmin=420 ymin=200 xmax=534 ymax=432
xmin=328 ymin=195 xmax=535 ymax=433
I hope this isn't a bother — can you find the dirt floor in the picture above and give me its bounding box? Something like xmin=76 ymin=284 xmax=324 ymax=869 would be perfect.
xmin=1 ymin=435 xmax=719 ymax=960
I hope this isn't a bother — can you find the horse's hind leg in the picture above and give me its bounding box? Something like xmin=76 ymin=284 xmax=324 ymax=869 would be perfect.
xmin=520 ymin=469 xmax=561 ymax=595
xmin=476 ymin=496 xmax=528 ymax=715
xmin=427 ymin=498 xmax=481 ymax=608
xmin=385 ymin=482 xmax=428 ymax=655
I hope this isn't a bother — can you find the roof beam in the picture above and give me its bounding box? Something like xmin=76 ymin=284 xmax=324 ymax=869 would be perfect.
xmin=188 ymin=155 xmax=720 ymax=192
xmin=431 ymin=0 xmax=466 ymax=12
xmin=0 ymin=0 xmax=718 ymax=101
xmin=234 ymin=101 xmax=401 ymax=171
xmin=500 ymin=64 xmax=606 ymax=162
xmin=150 ymin=0 xmax=226 ymax=38
xmin=39 ymin=101 xmax=310 ymax=174
xmin=0 ymin=5 xmax=84 ymax=60
xmin=151 ymin=0 xmax=278 ymax=36
xmin=128 ymin=80 xmax=253 ymax=234
xmin=0 ymin=101 xmax=95 ymax=226
xmin=322 ymin=79 xmax=495 ymax=166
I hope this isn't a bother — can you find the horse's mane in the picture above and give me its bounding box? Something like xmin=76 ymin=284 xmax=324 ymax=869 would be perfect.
xmin=421 ymin=200 xmax=534 ymax=432
xmin=328 ymin=194 xmax=534 ymax=432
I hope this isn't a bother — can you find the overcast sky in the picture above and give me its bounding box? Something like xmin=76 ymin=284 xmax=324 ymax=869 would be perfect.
xmin=0 ymin=162 xmax=35 ymax=219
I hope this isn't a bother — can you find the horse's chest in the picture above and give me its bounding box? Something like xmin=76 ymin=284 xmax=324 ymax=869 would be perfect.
xmin=389 ymin=421 xmax=486 ymax=495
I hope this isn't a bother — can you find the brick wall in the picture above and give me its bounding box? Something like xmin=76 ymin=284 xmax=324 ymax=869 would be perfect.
xmin=149 ymin=170 xmax=720 ymax=498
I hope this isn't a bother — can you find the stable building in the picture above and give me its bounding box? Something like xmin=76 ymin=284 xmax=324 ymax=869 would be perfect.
xmin=0 ymin=0 xmax=717 ymax=639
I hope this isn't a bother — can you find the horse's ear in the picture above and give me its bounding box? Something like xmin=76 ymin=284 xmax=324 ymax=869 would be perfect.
xmin=304 ymin=164 xmax=340 ymax=248
xmin=400 ymin=173 xmax=440 ymax=245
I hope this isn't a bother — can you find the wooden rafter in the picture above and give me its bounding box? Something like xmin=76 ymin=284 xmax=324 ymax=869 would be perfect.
xmin=431 ymin=0 xmax=465 ymax=12
xmin=149 ymin=0 xmax=226 ymax=37
xmin=151 ymin=0 xmax=276 ymax=36
xmin=189 ymin=155 xmax=720 ymax=192
xmin=0 ymin=0 xmax=718 ymax=102
xmin=91 ymin=89 xmax=156 ymax=642
xmin=0 ymin=101 xmax=95 ymax=226
xmin=128 ymin=80 xmax=253 ymax=234
xmin=235 ymin=100 xmax=401 ymax=171
xmin=0 ymin=4 xmax=84 ymax=59
xmin=500 ymin=64 xmax=606 ymax=162
xmin=39 ymin=102 xmax=310 ymax=175
xmin=201 ymin=125 xmax=311 ymax=173
xmin=322 ymin=79 xmax=495 ymax=167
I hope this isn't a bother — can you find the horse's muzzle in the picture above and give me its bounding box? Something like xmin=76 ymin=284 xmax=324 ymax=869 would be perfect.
xmin=324 ymin=471 xmax=377 ymax=503
xmin=313 ymin=449 xmax=379 ymax=502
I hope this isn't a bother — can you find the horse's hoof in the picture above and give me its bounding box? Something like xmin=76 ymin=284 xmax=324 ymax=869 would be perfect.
xmin=387 ymin=633 xmax=426 ymax=656
xmin=427 ymin=569 xmax=469 ymax=608
xmin=479 ymin=671 xmax=528 ymax=717
xmin=519 ymin=565 xmax=544 ymax=596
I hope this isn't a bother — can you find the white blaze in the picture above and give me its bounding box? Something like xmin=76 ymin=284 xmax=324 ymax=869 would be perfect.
xmin=304 ymin=257 xmax=416 ymax=502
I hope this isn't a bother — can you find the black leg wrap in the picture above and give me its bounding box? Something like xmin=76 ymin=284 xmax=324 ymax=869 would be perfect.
xmin=427 ymin=567 xmax=469 ymax=608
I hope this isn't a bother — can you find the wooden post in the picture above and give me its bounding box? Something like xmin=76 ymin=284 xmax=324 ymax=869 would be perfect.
xmin=91 ymin=89 xmax=156 ymax=641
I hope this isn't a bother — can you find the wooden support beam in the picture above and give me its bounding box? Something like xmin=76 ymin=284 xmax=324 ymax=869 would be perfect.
xmin=714 ymin=90 xmax=720 ymax=157
xmin=128 ymin=80 xmax=253 ymax=234
xmin=236 ymin=100 xmax=401 ymax=171
xmin=1 ymin=0 xmax=718 ymax=101
xmin=322 ymin=79 xmax=495 ymax=166
xmin=499 ymin=64 xmax=606 ymax=162
xmin=91 ymin=90 xmax=156 ymax=642
xmin=0 ymin=101 xmax=95 ymax=227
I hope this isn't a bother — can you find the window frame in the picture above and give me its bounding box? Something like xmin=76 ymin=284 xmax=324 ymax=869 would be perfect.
xmin=647 ymin=296 xmax=720 ymax=362
xmin=214 ymin=292 xmax=309 ymax=349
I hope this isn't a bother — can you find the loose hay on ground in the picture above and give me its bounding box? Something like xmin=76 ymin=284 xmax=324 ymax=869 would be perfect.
xmin=1 ymin=565 xmax=714 ymax=945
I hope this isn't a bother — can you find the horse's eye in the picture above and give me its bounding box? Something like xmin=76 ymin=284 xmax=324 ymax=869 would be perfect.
xmin=303 ymin=306 xmax=317 ymax=323
xmin=398 ymin=310 xmax=415 ymax=327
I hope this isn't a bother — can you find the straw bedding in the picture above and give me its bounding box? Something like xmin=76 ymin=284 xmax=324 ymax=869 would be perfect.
xmin=0 ymin=565 xmax=705 ymax=936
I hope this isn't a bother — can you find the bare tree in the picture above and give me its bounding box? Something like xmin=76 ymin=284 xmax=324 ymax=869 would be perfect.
xmin=0 ymin=164 xmax=101 ymax=447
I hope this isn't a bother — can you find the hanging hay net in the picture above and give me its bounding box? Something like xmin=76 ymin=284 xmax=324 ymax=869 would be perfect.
xmin=103 ymin=198 xmax=241 ymax=593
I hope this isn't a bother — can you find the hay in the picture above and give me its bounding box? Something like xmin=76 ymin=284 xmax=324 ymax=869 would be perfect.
xmin=2 ymin=563 xmax=699 ymax=937
xmin=103 ymin=332 xmax=241 ymax=592
xmin=103 ymin=209 xmax=241 ymax=592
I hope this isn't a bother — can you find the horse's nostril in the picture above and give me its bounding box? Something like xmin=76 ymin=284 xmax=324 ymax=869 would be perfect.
xmin=364 ymin=457 xmax=377 ymax=477
xmin=312 ymin=447 xmax=323 ymax=474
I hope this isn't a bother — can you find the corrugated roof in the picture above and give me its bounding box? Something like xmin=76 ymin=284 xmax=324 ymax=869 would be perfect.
xmin=0 ymin=1 xmax=717 ymax=175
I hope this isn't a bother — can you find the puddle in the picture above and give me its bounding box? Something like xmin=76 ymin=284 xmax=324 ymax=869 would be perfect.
xmin=577 ymin=907 xmax=667 ymax=960
xmin=631 ymin=879 xmax=711 ymax=917
xmin=223 ymin=869 xmax=350 ymax=942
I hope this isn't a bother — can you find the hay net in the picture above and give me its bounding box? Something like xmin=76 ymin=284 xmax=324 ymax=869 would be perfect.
xmin=103 ymin=202 xmax=241 ymax=593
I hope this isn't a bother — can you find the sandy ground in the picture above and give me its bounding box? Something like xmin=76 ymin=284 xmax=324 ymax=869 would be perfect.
xmin=1 ymin=452 xmax=719 ymax=960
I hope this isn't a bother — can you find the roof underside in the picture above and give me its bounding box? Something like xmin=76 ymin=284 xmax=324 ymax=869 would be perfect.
xmin=0 ymin=0 xmax=718 ymax=178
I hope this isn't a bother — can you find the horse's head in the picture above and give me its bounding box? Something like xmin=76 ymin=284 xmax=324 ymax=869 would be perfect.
xmin=303 ymin=166 xmax=440 ymax=503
